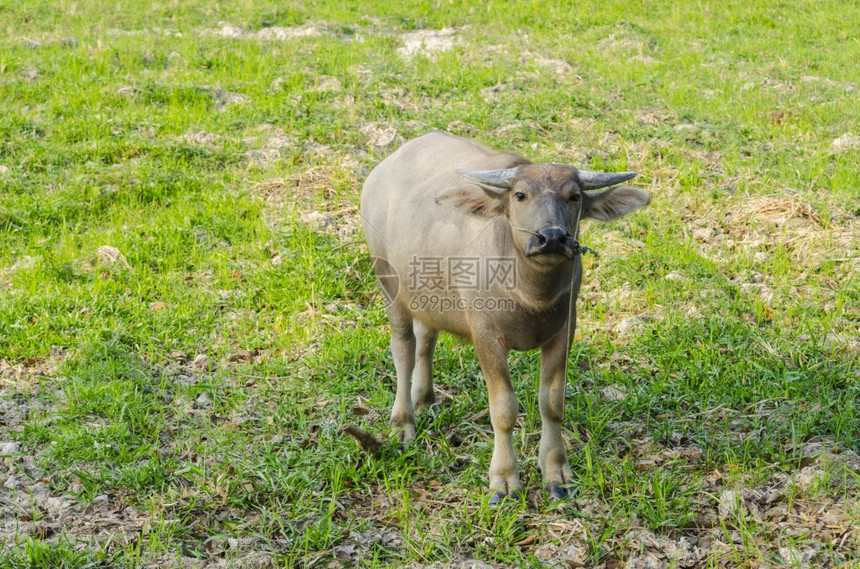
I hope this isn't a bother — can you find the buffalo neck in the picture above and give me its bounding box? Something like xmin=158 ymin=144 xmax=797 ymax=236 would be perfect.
xmin=515 ymin=254 xmax=579 ymax=310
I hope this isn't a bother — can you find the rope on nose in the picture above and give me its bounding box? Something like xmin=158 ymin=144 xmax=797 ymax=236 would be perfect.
xmin=507 ymin=221 xmax=598 ymax=256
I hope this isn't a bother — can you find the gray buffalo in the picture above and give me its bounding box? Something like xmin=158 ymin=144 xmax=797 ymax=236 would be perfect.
xmin=361 ymin=132 xmax=650 ymax=502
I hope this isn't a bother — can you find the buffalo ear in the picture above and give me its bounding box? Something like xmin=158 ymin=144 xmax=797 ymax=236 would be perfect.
xmin=436 ymin=185 xmax=506 ymax=218
xmin=583 ymin=185 xmax=651 ymax=221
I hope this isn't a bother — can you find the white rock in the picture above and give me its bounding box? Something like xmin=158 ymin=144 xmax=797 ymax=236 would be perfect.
xmin=794 ymin=466 xmax=825 ymax=490
xmin=195 ymin=392 xmax=213 ymax=409
xmin=300 ymin=211 xmax=331 ymax=228
xmin=718 ymin=489 xmax=741 ymax=519
xmin=615 ymin=316 xmax=646 ymax=336
xmin=601 ymin=384 xmax=628 ymax=401
xmin=192 ymin=354 xmax=215 ymax=372
xmin=30 ymin=482 xmax=51 ymax=496
xmin=778 ymin=546 xmax=812 ymax=568
xmin=96 ymin=245 xmax=131 ymax=269
xmin=0 ymin=442 xmax=20 ymax=455
xmin=44 ymin=496 xmax=72 ymax=516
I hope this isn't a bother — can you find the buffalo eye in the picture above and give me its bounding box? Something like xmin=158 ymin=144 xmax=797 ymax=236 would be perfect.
xmin=514 ymin=191 xmax=527 ymax=202
xmin=568 ymin=193 xmax=581 ymax=203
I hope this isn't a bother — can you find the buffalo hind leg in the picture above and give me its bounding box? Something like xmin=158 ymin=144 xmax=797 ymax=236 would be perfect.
xmin=388 ymin=302 xmax=417 ymax=442
xmin=411 ymin=319 xmax=438 ymax=412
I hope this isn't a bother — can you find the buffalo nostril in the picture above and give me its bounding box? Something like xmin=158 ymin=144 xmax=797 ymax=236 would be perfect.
xmin=537 ymin=227 xmax=570 ymax=245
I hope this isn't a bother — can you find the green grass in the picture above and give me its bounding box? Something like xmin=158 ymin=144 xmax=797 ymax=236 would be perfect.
xmin=1 ymin=1 xmax=858 ymax=567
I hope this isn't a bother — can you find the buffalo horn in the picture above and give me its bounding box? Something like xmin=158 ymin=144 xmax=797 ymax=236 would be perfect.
xmin=577 ymin=169 xmax=637 ymax=190
xmin=455 ymin=167 xmax=518 ymax=189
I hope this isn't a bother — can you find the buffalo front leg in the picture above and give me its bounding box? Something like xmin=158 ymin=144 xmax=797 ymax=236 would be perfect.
xmin=474 ymin=337 xmax=522 ymax=504
xmin=388 ymin=305 xmax=417 ymax=442
xmin=538 ymin=327 xmax=575 ymax=499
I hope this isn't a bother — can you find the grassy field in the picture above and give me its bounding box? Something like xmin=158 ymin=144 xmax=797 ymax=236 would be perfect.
xmin=1 ymin=1 xmax=858 ymax=567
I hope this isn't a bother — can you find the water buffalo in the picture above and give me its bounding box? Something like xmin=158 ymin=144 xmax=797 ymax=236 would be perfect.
xmin=361 ymin=131 xmax=650 ymax=502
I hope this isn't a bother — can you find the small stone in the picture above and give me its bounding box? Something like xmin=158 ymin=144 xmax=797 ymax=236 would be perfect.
xmin=692 ymin=227 xmax=714 ymax=242
xmin=0 ymin=442 xmax=20 ymax=455
xmin=300 ymin=211 xmax=331 ymax=229
xmin=4 ymin=476 xmax=18 ymax=490
xmin=44 ymin=496 xmax=71 ymax=516
xmin=615 ymin=316 xmax=646 ymax=336
xmin=664 ymin=270 xmax=685 ymax=281
xmin=192 ymin=354 xmax=215 ymax=372
xmin=601 ymin=384 xmax=628 ymax=401
xmin=30 ymin=482 xmax=51 ymax=496
xmin=359 ymin=123 xmax=398 ymax=147
xmin=779 ymin=546 xmax=812 ymax=568
xmin=794 ymin=466 xmax=824 ymax=490
xmin=0 ymin=165 xmax=9 ymax=175
xmin=194 ymin=392 xmax=213 ymax=409
xmin=718 ymin=489 xmax=741 ymax=519
xmin=96 ymin=246 xmax=131 ymax=269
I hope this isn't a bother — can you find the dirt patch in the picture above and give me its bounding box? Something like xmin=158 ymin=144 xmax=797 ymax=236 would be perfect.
xmin=801 ymin=75 xmax=858 ymax=92
xmin=680 ymin=192 xmax=858 ymax=273
xmin=628 ymin=108 xmax=677 ymax=126
xmin=310 ymin=75 xmax=343 ymax=92
xmin=0 ymin=476 xmax=150 ymax=553
xmin=179 ymin=131 xmax=223 ymax=146
xmin=832 ymin=133 xmax=860 ymax=153
xmin=1 ymin=356 xmax=152 ymax=554
xmin=596 ymin=30 xmax=658 ymax=64
xmin=359 ymin=122 xmax=399 ymax=148
xmin=728 ymin=195 xmax=822 ymax=229
xmin=521 ymin=51 xmax=574 ymax=76
xmin=204 ymin=24 xmax=323 ymax=41
xmin=256 ymin=26 xmax=321 ymax=41
xmin=397 ymin=28 xmax=459 ymax=58
xmin=247 ymin=165 xmax=361 ymax=241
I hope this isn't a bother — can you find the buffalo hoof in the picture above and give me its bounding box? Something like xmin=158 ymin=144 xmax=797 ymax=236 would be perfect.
xmin=544 ymin=483 xmax=575 ymax=500
xmin=488 ymin=488 xmax=524 ymax=506
xmin=392 ymin=424 xmax=416 ymax=443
